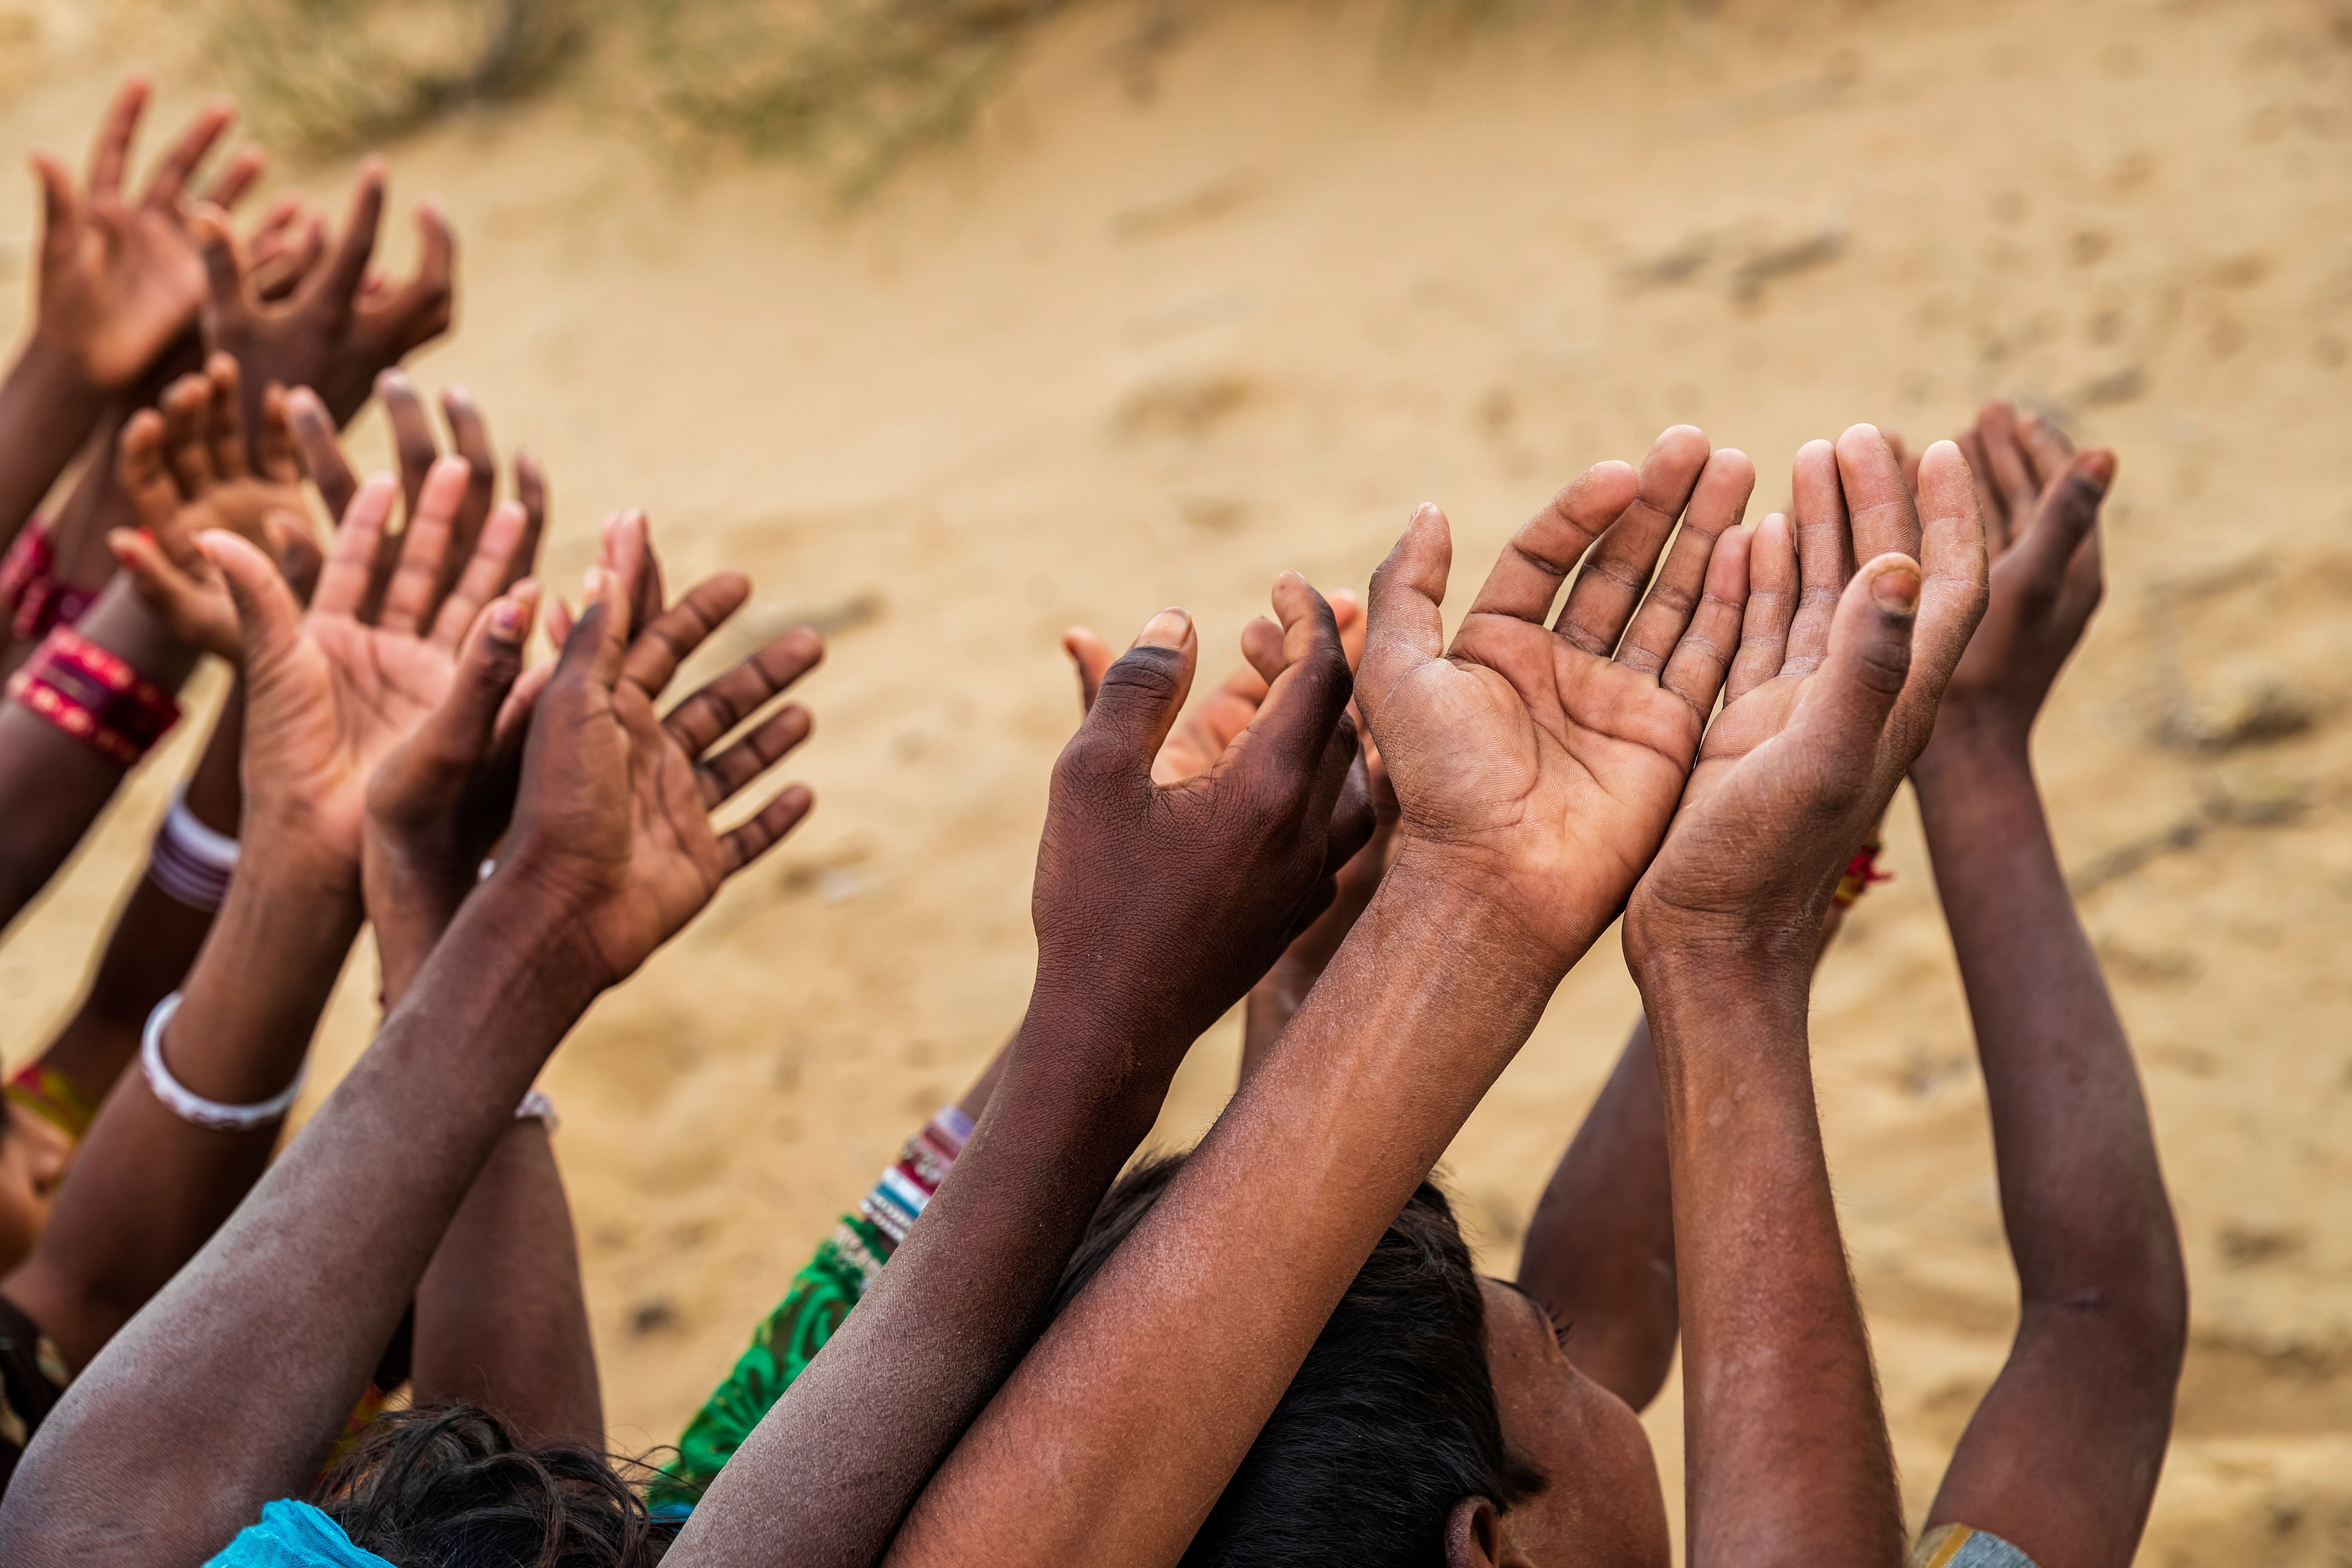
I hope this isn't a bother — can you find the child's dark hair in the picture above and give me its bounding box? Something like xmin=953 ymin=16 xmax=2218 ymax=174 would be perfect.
xmin=1052 ymin=1153 xmax=1547 ymax=1568
xmin=310 ymin=1403 xmax=676 ymax=1568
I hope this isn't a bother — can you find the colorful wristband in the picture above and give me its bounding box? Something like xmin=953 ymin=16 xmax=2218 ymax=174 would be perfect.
xmin=147 ymin=787 xmax=240 ymax=910
xmin=140 ymin=992 xmax=306 ymax=1131
xmin=7 ymin=625 xmax=180 ymax=766
xmin=1832 ymin=835 xmax=1892 ymax=908
xmin=5 ymin=1061 xmax=100 ymax=1143
xmin=857 ymin=1105 xmax=972 ymax=1248
xmin=1 ymin=521 xmax=95 ymax=640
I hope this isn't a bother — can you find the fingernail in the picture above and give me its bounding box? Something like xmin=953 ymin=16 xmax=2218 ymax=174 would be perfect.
xmin=582 ymin=566 xmax=604 ymax=601
xmin=136 ymin=527 xmax=156 ymax=545
xmin=2079 ymin=450 xmax=2117 ymax=493
xmin=1871 ymin=567 xmax=1921 ymax=615
xmin=490 ymin=597 xmax=525 ymax=638
xmin=1137 ymin=608 xmax=1190 ymax=650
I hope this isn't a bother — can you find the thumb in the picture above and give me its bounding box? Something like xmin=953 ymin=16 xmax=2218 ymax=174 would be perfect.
xmin=1069 ymin=609 xmax=1197 ymax=781
xmin=1359 ymin=502 xmax=1452 ymax=735
xmin=2010 ymin=448 xmax=2113 ymax=593
xmin=197 ymin=528 xmax=302 ymax=672
xmin=29 ymin=153 xmax=74 ymax=256
xmin=551 ymin=565 xmax=630 ymax=696
xmin=1803 ymin=551 xmax=1920 ymax=770
xmin=426 ymin=584 xmax=539 ymax=764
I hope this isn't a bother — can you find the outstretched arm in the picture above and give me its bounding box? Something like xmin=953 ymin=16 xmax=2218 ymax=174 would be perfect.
xmin=0 ymin=556 xmax=816 ymax=1565
xmin=676 ymin=577 xmax=1372 ymax=1568
xmin=1623 ymin=429 xmax=1989 ymax=1568
xmin=883 ymin=430 xmax=1756 ymax=1568
xmin=1915 ymin=407 xmax=2184 ymax=1568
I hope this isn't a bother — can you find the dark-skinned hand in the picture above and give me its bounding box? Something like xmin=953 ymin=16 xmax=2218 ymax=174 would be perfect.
xmin=1029 ymin=572 xmax=1372 ymax=1059
xmin=1624 ymin=427 xmax=1990 ymax=978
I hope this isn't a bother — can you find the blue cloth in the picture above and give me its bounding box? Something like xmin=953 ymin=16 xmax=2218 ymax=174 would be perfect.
xmin=205 ymin=1501 xmax=395 ymax=1568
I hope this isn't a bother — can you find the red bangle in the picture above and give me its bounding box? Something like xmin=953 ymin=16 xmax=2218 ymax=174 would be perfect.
xmin=6 ymin=625 xmax=180 ymax=765
xmin=0 ymin=521 xmax=96 ymax=640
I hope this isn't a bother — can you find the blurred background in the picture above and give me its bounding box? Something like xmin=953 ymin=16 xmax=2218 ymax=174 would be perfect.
xmin=1 ymin=0 xmax=2348 ymax=1559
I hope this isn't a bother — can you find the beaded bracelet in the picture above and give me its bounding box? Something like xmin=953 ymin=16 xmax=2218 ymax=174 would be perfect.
xmin=147 ymin=787 xmax=241 ymax=911
xmin=858 ymin=1105 xmax=973 ymax=1249
xmin=0 ymin=520 xmax=94 ymax=641
xmin=7 ymin=625 xmax=180 ymax=766
xmin=139 ymin=993 xmax=306 ymax=1132
xmin=1831 ymin=836 xmax=1892 ymax=908
xmin=5 ymin=1061 xmax=100 ymax=1143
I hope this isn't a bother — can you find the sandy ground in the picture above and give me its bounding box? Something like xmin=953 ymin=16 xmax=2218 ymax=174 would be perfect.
xmin=1 ymin=0 xmax=2349 ymax=1559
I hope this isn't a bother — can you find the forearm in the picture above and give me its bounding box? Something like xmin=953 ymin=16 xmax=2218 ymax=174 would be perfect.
xmin=1517 ymin=1017 xmax=1676 ymax=1409
xmin=1642 ymin=970 xmax=1902 ymax=1568
xmin=1 ymin=842 xmax=362 ymax=1369
xmin=0 ymin=336 xmax=106 ymax=548
xmin=882 ymin=865 xmax=1563 ymax=1568
xmin=413 ymin=1117 xmax=602 ymax=1448
xmin=675 ymin=998 xmax=1180 ymax=1568
xmin=0 ymin=881 xmax=601 ymax=1567
xmin=0 ymin=580 xmax=198 ymax=928
xmin=1912 ymin=738 xmax=2181 ymax=1311
xmin=36 ymin=687 xmax=244 ymax=1103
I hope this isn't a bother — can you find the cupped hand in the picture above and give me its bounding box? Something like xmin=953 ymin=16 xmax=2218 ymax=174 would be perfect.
xmin=1357 ymin=427 xmax=1756 ymax=971
xmin=493 ymin=568 xmax=822 ymax=990
xmin=30 ymin=77 xmax=262 ymax=393
xmin=1029 ymin=572 xmax=1373 ymax=1056
xmin=1624 ymin=428 xmax=1990 ymax=978
xmin=1927 ymin=402 xmax=2113 ymax=753
xmin=109 ymin=353 xmax=317 ymax=661
xmin=194 ymin=160 xmax=455 ymax=435
xmin=198 ymin=457 xmax=533 ymax=869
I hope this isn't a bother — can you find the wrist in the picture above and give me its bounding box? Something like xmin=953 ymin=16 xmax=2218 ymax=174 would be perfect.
xmin=461 ymin=870 xmax=624 ymax=1012
xmin=14 ymin=328 xmax=107 ymax=408
xmin=1915 ymin=701 xmax=2032 ymax=776
xmin=1381 ymin=840 xmax=1599 ymax=986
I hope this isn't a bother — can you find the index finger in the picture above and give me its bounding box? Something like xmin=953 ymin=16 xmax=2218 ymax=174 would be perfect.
xmin=286 ymin=386 xmax=358 ymax=522
xmin=1225 ymin=572 xmax=1351 ymax=795
xmin=86 ymin=76 xmax=147 ymax=201
xmin=142 ymin=98 xmax=233 ymax=211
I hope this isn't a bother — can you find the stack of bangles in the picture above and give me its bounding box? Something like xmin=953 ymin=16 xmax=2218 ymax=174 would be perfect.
xmin=854 ymin=1105 xmax=973 ymax=1268
xmin=137 ymin=993 xmax=563 ymax=1134
xmin=148 ymin=788 xmax=240 ymax=911
xmin=5 ymin=624 xmax=179 ymax=766
xmin=1832 ymin=835 xmax=1892 ymax=908
xmin=0 ymin=520 xmax=96 ymax=643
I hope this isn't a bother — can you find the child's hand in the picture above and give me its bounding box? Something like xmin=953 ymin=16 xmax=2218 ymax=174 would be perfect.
xmin=1926 ymin=402 xmax=2113 ymax=757
xmin=493 ymin=569 xmax=820 ymax=991
xmin=108 ymin=353 xmax=317 ymax=662
xmin=1030 ymin=573 xmax=1372 ymax=1063
xmin=194 ymin=162 xmax=454 ymax=432
xmin=1357 ymin=428 xmax=1754 ymax=973
xmin=1624 ymin=429 xmax=1990 ymax=979
xmin=197 ymin=458 xmax=533 ymax=872
xmin=29 ymin=77 xmax=262 ymax=394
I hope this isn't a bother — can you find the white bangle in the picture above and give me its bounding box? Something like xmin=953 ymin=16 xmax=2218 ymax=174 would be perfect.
xmin=147 ymin=789 xmax=240 ymax=911
xmin=139 ymin=993 xmax=306 ymax=1132
xmin=515 ymin=1088 xmax=558 ymax=1132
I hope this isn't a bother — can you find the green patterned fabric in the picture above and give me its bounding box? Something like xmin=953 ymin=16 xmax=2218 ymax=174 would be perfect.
xmin=649 ymin=1214 xmax=892 ymax=1516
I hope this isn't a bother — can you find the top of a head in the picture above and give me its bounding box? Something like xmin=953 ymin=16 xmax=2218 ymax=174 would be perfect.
xmin=1055 ymin=1154 xmax=1545 ymax=1568
xmin=312 ymin=1404 xmax=673 ymax=1568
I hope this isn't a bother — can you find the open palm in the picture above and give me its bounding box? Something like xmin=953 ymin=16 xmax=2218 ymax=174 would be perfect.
xmin=1628 ymin=430 xmax=1991 ymax=961
xmin=501 ymin=570 xmax=821 ymax=988
xmin=1359 ymin=429 xmax=1757 ymax=966
xmin=208 ymin=460 xmax=533 ymax=868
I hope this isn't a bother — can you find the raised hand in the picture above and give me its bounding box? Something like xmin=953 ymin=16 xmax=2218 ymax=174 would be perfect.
xmin=1032 ymin=573 xmax=1372 ymax=1051
xmin=28 ymin=77 xmax=262 ymax=395
xmin=496 ymin=568 xmax=821 ymax=989
xmin=194 ymin=160 xmax=455 ymax=434
xmin=286 ymin=372 xmax=544 ymax=616
xmin=1625 ymin=427 xmax=1990 ymax=971
xmin=1932 ymin=402 xmax=2113 ymax=753
xmin=199 ymin=457 xmax=531 ymax=868
xmin=1358 ymin=426 xmax=1755 ymax=969
xmin=108 ymin=354 xmax=316 ymax=660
